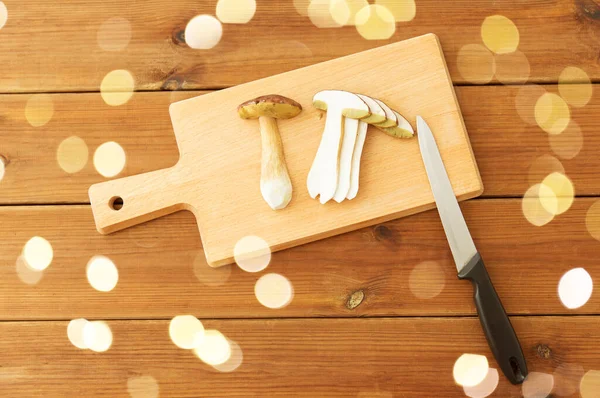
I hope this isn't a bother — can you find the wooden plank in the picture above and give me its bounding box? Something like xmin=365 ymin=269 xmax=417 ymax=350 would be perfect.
xmin=1 ymin=199 xmax=598 ymax=320
xmin=1 ymin=317 xmax=598 ymax=397
xmin=1 ymin=85 xmax=599 ymax=204
xmin=0 ymin=1 xmax=598 ymax=92
xmin=89 ymin=34 xmax=483 ymax=267
xmin=0 ymin=91 xmax=196 ymax=204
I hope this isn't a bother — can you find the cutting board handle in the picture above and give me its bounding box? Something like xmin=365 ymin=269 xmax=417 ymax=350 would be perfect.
xmin=88 ymin=166 xmax=184 ymax=234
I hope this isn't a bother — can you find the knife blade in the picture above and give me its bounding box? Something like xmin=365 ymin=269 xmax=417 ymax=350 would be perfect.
xmin=417 ymin=116 xmax=528 ymax=385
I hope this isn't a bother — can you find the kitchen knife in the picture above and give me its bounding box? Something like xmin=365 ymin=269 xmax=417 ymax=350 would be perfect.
xmin=417 ymin=116 xmax=528 ymax=384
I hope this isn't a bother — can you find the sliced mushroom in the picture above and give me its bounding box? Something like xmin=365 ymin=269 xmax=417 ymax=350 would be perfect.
xmin=307 ymin=90 xmax=370 ymax=204
xmin=373 ymin=99 xmax=397 ymax=128
xmin=238 ymin=95 xmax=302 ymax=210
xmin=347 ymin=98 xmax=414 ymax=200
xmin=333 ymin=117 xmax=361 ymax=202
xmin=308 ymin=91 xmax=414 ymax=203
xmin=334 ymin=93 xmax=385 ymax=202
xmin=346 ymin=120 xmax=369 ymax=200
xmin=381 ymin=110 xmax=414 ymax=138
xmin=357 ymin=95 xmax=386 ymax=124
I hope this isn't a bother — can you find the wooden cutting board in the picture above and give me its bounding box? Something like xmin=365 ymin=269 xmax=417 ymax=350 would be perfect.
xmin=88 ymin=33 xmax=483 ymax=267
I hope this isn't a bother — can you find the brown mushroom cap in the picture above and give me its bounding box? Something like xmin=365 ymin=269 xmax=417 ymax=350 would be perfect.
xmin=238 ymin=95 xmax=302 ymax=120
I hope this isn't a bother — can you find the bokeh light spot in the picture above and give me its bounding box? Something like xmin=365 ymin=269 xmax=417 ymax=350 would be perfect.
xmin=329 ymin=0 xmax=351 ymax=25
xmin=375 ymin=0 xmax=416 ymax=22
xmin=255 ymin=273 xmax=294 ymax=309
xmin=528 ymin=155 xmax=564 ymax=185
xmin=87 ymin=255 xmax=119 ymax=292
xmin=169 ymin=315 xmax=205 ymax=349
xmin=558 ymin=66 xmax=593 ymax=108
xmin=481 ymin=15 xmax=519 ymax=54
xmin=212 ymin=339 xmax=244 ymax=372
xmin=25 ymin=94 xmax=54 ymax=127
xmin=516 ymin=85 xmax=547 ymax=126
xmin=553 ymin=363 xmax=585 ymax=397
xmin=494 ymin=51 xmax=530 ymax=84
xmin=83 ymin=321 xmax=113 ymax=352
xmin=549 ymin=121 xmax=583 ymax=160
xmin=194 ymin=329 xmax=231 ymax=365
xmin=453 ymin=354 xmax=489 ymax=388
xmin=23 ymin=236 xmax=53 ymax=271
xmin=580 ymin=370 xmax=600 ymax=398
xmin=0 ymin=2 xmax=7 ymax=30
xmin=409 ymin=261 xmax=445 ymax=299
xmin=537 ymin=182 xmax=559 ymax=216
xmin=540 ymin=172 xmax=574 ymax=215
xmin=294 ymin=0 xmax=310 ymax=16
xmin=234 ymin=235 xmax=271 ymax=272
xmin=16 ymin=256 xmax=44 ymax=285
xmin=101 ymin=70 xmax=134 ymax=106
xmin=308 ymin=0 xmax=344 ymax=28
xmin=97 ymin=17 xmax=132 ymax=51
xmin=558 ymin=268 xmax=593 ymax=309
xmin=456 ymin=44 xmax=495 ymax=84
xmin=463 ymin=368 xmax=499 ymax=398
xmin=355 ymin=4 xmax=396 ymax=40
xmin=522 ymin=184 xmax=556 ymax=227
xmin=67 ymin=318 xmax=90 ymax=349
xmin=57 ymin=136 xmax=89 ymax=174
xmin=522 ymin=372 xmax=554 ymax=398
xmin=127 ymin=375 xmax=159 ymax=398
xmin=585 ymin=200 xmax=600 ymax=242
xmin=185 ymin=15 xmax=223 ymax=49
xmin=535 ymin=93 xmax=571 ymax=135
xmin=216 ymin=0 xmax=256 ymax=24
xmin=94 ymin=141 xmax=126 ymax=178
xmin=332 ymin=0 xmax=368 ymax=26
xmin=193 ymin=252 xmax=232 ymax=286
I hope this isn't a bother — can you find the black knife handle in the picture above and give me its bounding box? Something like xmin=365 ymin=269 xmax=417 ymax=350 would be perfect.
xmin=458 ymin=253 xmax=528 ymax=384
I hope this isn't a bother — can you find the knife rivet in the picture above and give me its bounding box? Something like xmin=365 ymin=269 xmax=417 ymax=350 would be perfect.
xmin=346 ymin=290 xmax=365 ymax=310
xmin=535 ymin=344 xmax=552 ymax=359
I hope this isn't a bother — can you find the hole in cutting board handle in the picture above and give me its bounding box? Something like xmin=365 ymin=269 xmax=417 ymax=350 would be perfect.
xmin=109 ymin=196 xmax=124 ymax=211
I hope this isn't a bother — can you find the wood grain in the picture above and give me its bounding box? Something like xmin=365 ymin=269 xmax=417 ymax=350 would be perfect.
xmin=1 ymin=317 xmax=598 ymax=397
xmin=0 ymin=90 xmax=197 ymax=204
xmin=88 ymin=34 xmax=482 ymax=267
xmin=1 ymin=85 xmax=598 ymax=204
xmin=1 ymin=199 xmax=598 ymax=320
xmin=0 ymin=1 xmax=598 ymax=92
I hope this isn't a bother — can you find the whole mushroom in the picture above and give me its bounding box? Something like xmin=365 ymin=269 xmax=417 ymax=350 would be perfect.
xmin=238 ymin=95 xmax=302 ymax=210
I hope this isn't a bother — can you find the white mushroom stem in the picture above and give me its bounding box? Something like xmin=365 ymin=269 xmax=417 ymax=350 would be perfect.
xmin=307 ymin=109 xmax=344 ymax=203
xmin=259 ymin=116 xmax=292 ymax=210
xmin=333 ymin=117 xmax=360 ymax=203
xmin=346 ymin=120 xmax=369 ymax=200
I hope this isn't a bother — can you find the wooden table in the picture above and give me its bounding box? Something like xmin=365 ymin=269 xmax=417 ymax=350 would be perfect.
xmin=1 ymin=1 xmax=599 ymax=397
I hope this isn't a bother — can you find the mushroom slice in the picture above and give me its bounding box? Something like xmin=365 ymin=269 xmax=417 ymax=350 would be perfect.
xmin=356 ymin=94 xmax=386 ymax=124
xmin=334 ymin=93 xmax=386 ymax=203
xmin=373 ymin=99 xmax=397 ymax=128
xmin=380 ymin=111 xmax=414 ymax=138
xmin=347 ymin=101 xmax=414 ymax=200
xmin=346 ymin=120 xmax=369 ymax=200
xmin=333 ymin=117 xmax=361 ymax=202
xmin=307 ymin=90 xmax=370 ymax=204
